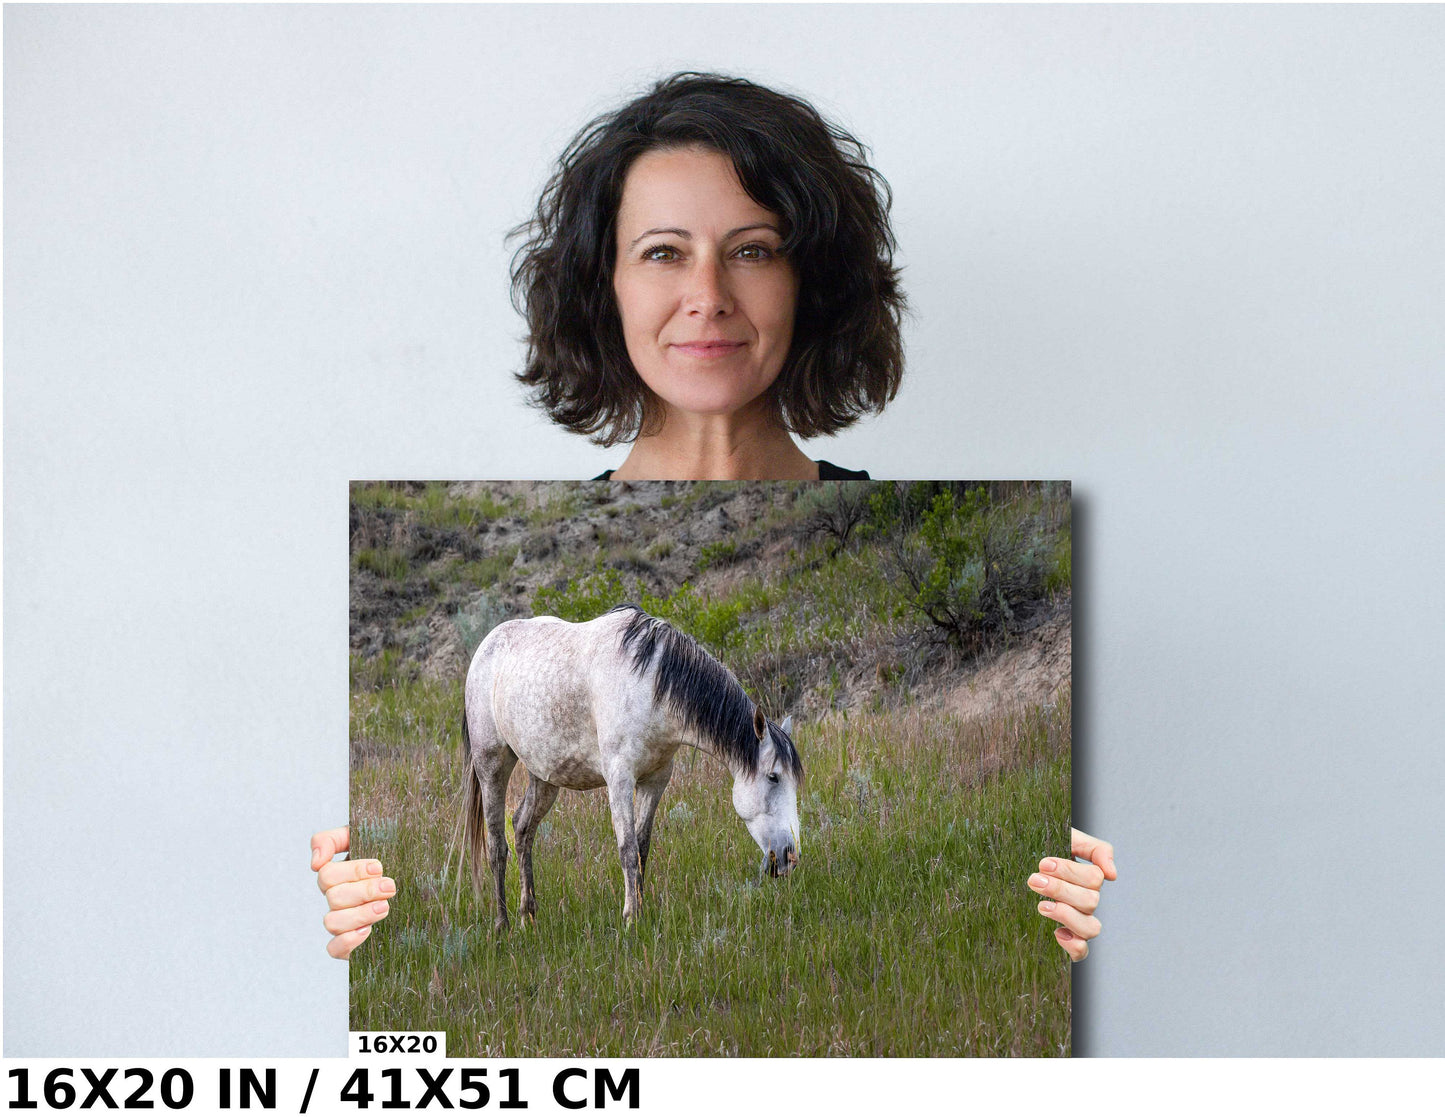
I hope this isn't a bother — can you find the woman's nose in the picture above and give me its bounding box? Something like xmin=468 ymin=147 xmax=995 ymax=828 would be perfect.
xmin=683 ymin=258 xmax=733 ymax=317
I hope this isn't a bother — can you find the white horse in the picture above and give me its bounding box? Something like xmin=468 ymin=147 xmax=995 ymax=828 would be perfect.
xmin=461 ymin=603 xmax=803 ymax=929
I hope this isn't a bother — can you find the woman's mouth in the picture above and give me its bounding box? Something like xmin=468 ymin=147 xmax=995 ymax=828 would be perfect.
xmin=670 ymin=341 xmax=746 ymax=359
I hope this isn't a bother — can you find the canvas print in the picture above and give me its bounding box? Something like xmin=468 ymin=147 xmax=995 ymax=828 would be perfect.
xmin=349 ymin=479 xmax=1072 ymax=1056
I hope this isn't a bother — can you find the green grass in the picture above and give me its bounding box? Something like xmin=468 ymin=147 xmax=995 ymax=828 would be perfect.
xmin=697 ymin=540 xmax=739 ymax=570
xmin=530 ymin=535 xmax=902 ymax=671
xmin=351 ymin=481 xmax=520 ymax=528
xmin=445 ymin=548 xmax=519 ymax=590
xmin=354 ymin=547 xmax=410 ymax=580
xmin=1047 ymin=525 xmax=1072 ymax=596
xmin=350 ymin=689 xmax=1071 ymax=1056
xmin=527 ymin=490 xmax=583 ymax=526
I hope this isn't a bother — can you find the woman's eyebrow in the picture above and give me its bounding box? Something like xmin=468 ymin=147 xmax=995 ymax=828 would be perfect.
xmin=629 ymin=227 xmax=690 ymax=250
xmin=725 ymin=223 xmax=782 ymax=240
xmin=627 ymin=223 xmax=781 ymax=250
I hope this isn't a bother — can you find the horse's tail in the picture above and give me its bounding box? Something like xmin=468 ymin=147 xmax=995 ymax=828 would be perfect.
xmin=460 ymin=690 xmax=488 ymax=891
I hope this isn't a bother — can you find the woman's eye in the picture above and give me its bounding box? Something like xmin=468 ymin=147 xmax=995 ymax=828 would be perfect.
xmin=642 ymin=245 xmax=679 ymax=262
xmin=735 ymin=243 xmax=773 ymax=260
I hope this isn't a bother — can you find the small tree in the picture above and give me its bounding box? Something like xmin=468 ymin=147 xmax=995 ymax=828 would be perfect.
xmin=805 ymin=482 xmax=871 ymax=556
xmin=892 ymin=489 xmax=1051 ymax=652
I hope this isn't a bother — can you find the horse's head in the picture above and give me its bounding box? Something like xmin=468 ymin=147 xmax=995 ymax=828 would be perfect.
xmin=733 ymin=711 xmax=803 ymax=878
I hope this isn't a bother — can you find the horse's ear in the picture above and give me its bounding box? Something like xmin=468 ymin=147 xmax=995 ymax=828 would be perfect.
xmin=753 ymin=706 xmax=767 ymax=740
xmin=780 ymin=715 xmax=793 ymax=736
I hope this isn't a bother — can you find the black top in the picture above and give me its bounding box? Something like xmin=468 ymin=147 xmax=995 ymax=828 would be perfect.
xmin=591 ymin=460 xmax=869 ymax=481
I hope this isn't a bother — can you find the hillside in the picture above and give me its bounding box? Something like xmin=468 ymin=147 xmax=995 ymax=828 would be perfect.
xmin=349 ymin=479 xmax=1071 ymax=723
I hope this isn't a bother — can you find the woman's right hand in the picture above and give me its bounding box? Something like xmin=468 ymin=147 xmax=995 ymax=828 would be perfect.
xmin=311 ymin=826 xmax=395 ymax=959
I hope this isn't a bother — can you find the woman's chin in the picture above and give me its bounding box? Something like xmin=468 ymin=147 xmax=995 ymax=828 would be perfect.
xmin=651 ymin=386 xmax=775 ymax=424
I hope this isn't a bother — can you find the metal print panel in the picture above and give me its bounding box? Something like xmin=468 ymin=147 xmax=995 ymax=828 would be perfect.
xmin=349 ymin=480 xmax=1072 ymax=1056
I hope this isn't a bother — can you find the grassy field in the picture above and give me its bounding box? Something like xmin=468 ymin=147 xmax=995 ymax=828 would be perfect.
xmin=350 ymin=683 xmax=1071 ymax=1056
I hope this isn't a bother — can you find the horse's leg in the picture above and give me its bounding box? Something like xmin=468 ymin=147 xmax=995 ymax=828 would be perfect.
xmin=479 ymin=748 xmax=517 ymax=932
xmin=632 ymin=759 xmax=675 ymax=891
xmin=512 ymin=771 xmax=560 ymax=925
xmin=605 ymin=774 xmax=643 ymax=922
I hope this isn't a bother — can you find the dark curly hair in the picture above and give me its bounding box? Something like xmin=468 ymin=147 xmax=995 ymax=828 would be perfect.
xmin=510 ymin=72 xmax=906 ymax=447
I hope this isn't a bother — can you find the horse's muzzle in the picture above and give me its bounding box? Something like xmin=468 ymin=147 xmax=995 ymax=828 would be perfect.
xmin=764 ymin=846 xmax=800 ymax=878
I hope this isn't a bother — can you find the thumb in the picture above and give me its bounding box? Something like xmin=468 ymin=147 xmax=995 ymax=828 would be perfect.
xmin=311 ymin=826 xmax=350 ymax=871
xmin=1071 ymin=828 xmax=1117 ymax=881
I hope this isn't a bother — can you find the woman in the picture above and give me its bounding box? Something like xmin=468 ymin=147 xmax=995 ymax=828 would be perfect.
xmin=317 ymin=72 xmax=1115 ymax=961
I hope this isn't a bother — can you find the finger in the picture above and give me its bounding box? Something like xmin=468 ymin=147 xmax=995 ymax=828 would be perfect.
xmin=1028 ymin=872 xmax=1099 ymax=915
xmin=1055 ymin=926 xmax=1089 ymax=962
xmin=1038 ymin=855 xmax=1105 ymax=891
xmin=318 ymin=858 xmax=385 ymax=893
xmin=325 ymin=875 xmax=397 ymax=912
xmin=311 ymin=826 xmax=351 ymax=873
xmin=1071 ymin=828 xmax=1117 ymax=880
xmin=1037 ymin=898 xmax=1102 ymax=941
xmin=324 ymin=899 xmax=391 ymax=937
xmin=326 ymin=924 xmax=373 ymax=961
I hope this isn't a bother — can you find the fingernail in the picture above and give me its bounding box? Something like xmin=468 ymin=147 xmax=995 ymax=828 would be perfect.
xmin=1108 ymin=858 xmax=1117 ymax=874
xmin=1057 ymin=928 xmax=1074 ymax=940
xmin=378 ymin=878 xmax=396 ymax=895
xmin=1041 ymin=858 xmax=1058 ymax=872
xmin=372 ymin=901 xmax=390 ymax=915
xmin=356 ymin=925 xmax=371 ymax=940
xmin=367 ymin=861 xmax=383 ymax=875
xmin=1030 ymin=874 xmax=1049 ymax=890
xmin=1040 ymin=900 xmax=1056 ymax=912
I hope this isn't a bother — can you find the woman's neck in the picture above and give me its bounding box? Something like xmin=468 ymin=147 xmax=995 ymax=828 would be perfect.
xmin=611 ymin=403 xmax=818 ymax=481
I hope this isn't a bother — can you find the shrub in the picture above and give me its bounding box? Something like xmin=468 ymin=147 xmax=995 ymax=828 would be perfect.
xmin=528 ymin=570 xmax=748 ymax=653
xmin=805 ymin=482 xmax=871 ymax=556
xmin=453 ymin=591 xmax=512 ymax=655
xmin=697 ymin=540 xmax=739 ymax=570
xmin=893 ymin=489 xmax=1055 ymax=651
xmin=531 ymin=567 xmax=630 ymax=622
xmin=642 ymin=581 xmax=747 ymax=653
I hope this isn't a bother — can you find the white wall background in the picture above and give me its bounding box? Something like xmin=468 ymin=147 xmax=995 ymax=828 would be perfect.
xmin=6 ymin=4 xmax=1443 ymax=1056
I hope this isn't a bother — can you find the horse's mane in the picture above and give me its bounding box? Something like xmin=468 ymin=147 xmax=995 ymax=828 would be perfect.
xmin=610 ymin=603 xmax=803 ymax=782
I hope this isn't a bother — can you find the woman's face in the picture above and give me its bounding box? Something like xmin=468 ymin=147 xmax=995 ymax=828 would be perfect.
xmin=612 ymin=146 xmax=799 ymax=422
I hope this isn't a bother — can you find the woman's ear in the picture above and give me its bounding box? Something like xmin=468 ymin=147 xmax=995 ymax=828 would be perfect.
xmin=754 ymin=706 xmax=767 ymax=740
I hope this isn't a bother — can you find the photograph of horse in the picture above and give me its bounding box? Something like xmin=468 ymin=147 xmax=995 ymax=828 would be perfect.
xmin=463 ymin=604 xmax=803 ymax=929
xmin=350 ymin=480 xmax=1072 ymax=1056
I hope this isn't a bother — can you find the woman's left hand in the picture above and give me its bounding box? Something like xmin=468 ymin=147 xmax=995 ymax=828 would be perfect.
xmin=1029 ymin=828 xmax=1117 ymax=961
